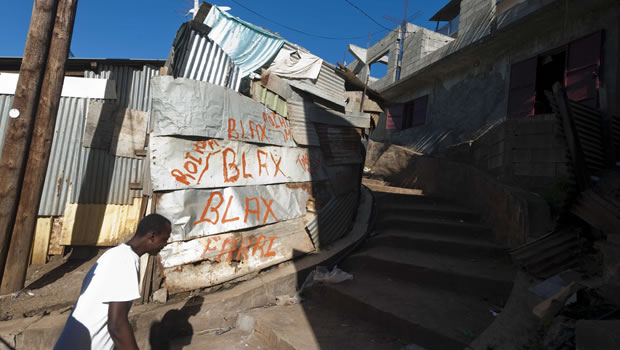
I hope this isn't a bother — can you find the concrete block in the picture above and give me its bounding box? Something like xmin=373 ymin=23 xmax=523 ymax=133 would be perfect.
xmin=153 ymin=288 xmax=168 ymax=304
xmin=488 ymin=154 xmax=503 ymax=169
xmin=513 ymin=162 xmax=556 ymax=177
xmin=516 ymin=134 xmax=554 ymax=148
xmin=513 ymin=149 xmax=532 ymax=162
xmin=515 ymin=120 xmax=554 ymax=135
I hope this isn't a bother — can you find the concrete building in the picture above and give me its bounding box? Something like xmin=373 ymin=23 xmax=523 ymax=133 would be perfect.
xmin=348 ymin=0 xmax=618 ymax=153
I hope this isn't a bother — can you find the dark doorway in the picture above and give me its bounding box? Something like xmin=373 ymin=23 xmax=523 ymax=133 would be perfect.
xmin=535 ymin=50 xmax=566 ymax=114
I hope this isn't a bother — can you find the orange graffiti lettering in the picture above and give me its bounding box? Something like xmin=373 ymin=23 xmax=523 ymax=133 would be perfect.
xmin=244 ymin=197 xmax=260 ymax=223
xmin=228 ymin=118 xmax=239 ymax=139
xmin=221 ymin=195 xmax=239 ymax=223
xmin=194 ymin=191 xmax=224 ymax=226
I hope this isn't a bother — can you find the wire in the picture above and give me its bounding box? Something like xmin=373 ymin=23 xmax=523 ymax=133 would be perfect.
xmin=228 ymin=0 xmax=387 ymax=40
xmin=343 ymin=0 xmax=393 ymax=31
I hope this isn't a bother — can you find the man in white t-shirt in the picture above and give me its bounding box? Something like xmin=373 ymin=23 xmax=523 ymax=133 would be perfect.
xmin=54 ymin=213 xmax=171 ymax=350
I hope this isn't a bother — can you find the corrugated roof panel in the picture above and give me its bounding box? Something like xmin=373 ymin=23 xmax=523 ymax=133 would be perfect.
xmin=172 ymin=25 xmax=241 ymax=91
xmin=313 ymin=63 xmax=346 ymax=105
xmin=86 ymin=64 xmax=159 ymax=112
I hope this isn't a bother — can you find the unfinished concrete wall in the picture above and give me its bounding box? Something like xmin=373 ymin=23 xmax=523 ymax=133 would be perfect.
xmin=381 ymin=0 xmax=619 ymax=153
xmin=458 ymin=0 xmax=496 ymax=36
xmin=398 ymin=26 xmax=455 ymax=80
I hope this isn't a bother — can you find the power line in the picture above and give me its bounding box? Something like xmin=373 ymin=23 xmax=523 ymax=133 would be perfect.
xmin=343 ymin=0 xmax=393 ymax=31
xmin=228 ymin=0 xmax=386 ymax=40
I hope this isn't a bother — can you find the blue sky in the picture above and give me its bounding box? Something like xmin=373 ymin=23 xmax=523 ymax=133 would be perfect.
xmin=0 ymin=1 xmax=448 ymax=66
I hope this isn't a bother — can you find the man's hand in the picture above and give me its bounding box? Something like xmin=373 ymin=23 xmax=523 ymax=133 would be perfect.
xmin=108 ymin=301 xmax=139 ymax=350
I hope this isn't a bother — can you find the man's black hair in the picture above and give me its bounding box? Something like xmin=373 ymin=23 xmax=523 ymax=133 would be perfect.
xmin=136 ymin=213 xmax=171 ymax=237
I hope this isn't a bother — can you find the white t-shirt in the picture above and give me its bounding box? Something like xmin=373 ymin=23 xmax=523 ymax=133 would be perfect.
xmin=54 ymin=244 xmax=141 ymax=350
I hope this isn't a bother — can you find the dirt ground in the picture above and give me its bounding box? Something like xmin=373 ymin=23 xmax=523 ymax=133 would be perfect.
xmin=0 ymin=249 xmax=104 ymax=321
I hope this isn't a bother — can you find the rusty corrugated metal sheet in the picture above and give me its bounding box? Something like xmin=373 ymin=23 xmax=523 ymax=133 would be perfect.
xmin=171 ymin=23 xmax=241 ymax=91
xmin=251 ymin=81 xmax=288 ymax=117
xmin=286 ymin=101 xmax=320 ymax=146
xmin=305 ymin=191 xmax=358 ymax=248
xmin=316 ymin=124 xmax=363 ymax=165
xmin=314 ymin=62 xmax=346 ymax=104
xmin=60 ymin=197 xmax=142 ymax=246
xmin=510 ymin=229 xmax=584 ymax=279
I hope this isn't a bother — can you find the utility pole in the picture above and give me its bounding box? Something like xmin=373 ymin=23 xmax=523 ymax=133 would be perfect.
xmin=0 ymin=0 xmax=78 ymax=293
xmin=0 ymin=0 xmax=58 ymax=285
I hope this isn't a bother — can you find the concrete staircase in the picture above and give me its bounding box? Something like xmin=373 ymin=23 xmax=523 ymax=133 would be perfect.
xmin=183 ymin=183 xmax=517 ymax=349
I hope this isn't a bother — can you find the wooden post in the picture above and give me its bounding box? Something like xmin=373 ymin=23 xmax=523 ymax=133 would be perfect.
xmin=0 ymin=0 xmax=78 ymax=293
xmin=0 ymin=0 xmax=58 ymax=286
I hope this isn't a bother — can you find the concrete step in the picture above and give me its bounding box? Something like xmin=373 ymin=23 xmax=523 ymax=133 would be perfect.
xmin=366 ymin=231 xmax=507 ymax=259
xmin=169 ymin=328 xmax=265 ymax=350
xmin=342 ymin=246 xmax=514 ymax=303
xmin=243 ymin=302 xmax=407 ymax=350
xmin=376 ymin=201 xmax=480 ymax=222
xmin=376 ymin=214 xmax=492 ymax=236
xmin=308 ymin=271 xmax=500 ymax=350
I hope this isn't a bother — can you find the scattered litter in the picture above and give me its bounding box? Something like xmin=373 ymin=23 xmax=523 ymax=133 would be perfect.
xmin=195 ymin=327 xmax=232 ymax=336
xmin=313 ymin=266 xmax=353 ymax=284
xmin=216 ymin=327 xmax=232 ymax=336
xmin=529 ymin=270 xmax=576 ymax=299
xmin=489 ymin=308 xmax=500 ymax=317
xmin=275 ymin=294 xmax=303 ymax=306
xmin=532 ymin=281 xmax=584 ymax=319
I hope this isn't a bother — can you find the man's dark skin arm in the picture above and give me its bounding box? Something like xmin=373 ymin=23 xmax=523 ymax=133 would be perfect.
xmin=108 ymin=301 xmax=139 ymax=350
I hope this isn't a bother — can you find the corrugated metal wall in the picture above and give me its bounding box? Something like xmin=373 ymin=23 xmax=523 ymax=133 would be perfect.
xmin=0 ymin=64 xmax=159 ymax=216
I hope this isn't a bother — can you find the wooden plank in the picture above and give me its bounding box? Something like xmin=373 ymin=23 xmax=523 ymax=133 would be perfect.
xmin=31 ymin=217 xmax=52 ymax=265
xmin=162 ymin=219 xmax=314 ymax=293
xmin=1 ymin=0 xmax=79 ymax=293
xmin=0 ymin=0 xmax=58 ymax=290
xmin=48 ymin=217 xmax=64 ymax=255
xmin=260 ymin=70 xmax=293 ymax=101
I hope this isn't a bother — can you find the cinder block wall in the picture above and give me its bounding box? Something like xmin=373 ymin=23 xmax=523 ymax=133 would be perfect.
xmin=440 ymin=115 xmax=570 ymax=192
